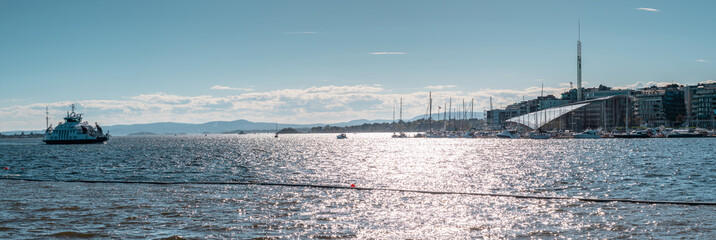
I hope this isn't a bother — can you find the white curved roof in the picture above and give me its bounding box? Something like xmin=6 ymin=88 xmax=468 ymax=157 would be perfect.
xmin=506 ymin=96 xmax=623 ymax=130
xmin=505 ymin=103 xmax=589 ymax=130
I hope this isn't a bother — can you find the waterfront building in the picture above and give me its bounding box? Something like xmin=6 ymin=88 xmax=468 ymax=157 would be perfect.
xmin=687 ymin=83 xmax=716 ymax=128
xmin=537 ymin=95 xmax=571 ymax=110
xmin=486 ymin=108 xmax=521 ymax=129
xmin=584 ymin=85 xmax=632 ymax=100
xmin=561 ymin=85 xmax=631 ymax=103
xmin=561 ymin=89 xmax=578 ymax=103
xmin=633 ymin=84 xmax=686 ymax=128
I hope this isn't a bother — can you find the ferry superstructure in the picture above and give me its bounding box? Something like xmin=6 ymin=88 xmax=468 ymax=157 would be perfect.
xmin=43 ymin=104 xmax=109 ymax=144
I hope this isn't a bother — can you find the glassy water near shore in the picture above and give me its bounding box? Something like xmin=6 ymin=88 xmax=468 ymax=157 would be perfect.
xmin=1 ymin=134 xmax=715 ymax=239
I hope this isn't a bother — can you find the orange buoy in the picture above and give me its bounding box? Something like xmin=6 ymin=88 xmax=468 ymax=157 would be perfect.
xmin=350 ymin=184 xmax=355 ymax=188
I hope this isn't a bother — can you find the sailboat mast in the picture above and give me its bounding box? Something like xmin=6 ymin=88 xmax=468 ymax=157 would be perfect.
xmin=428 ymin=92 xmax=433 ymax=132
xmin=444 ymin=102 xmax=447 ymax=129
xmin=471 ymin=98 xmax=474 ymax=119
xmin=398 ymin=97 xmax=403 ymax=132
xmin=392 ymin=103 xmax=395 ymax=124
xmin=449 ymin=98 xmax=452 ymax=122
xmin=399 ymin=97 xmax=403 ymax=121
xmin=489 ymin=97 xmax=493 ymax=111
xmin=462 ymin=98 xmax=466 ymax=120
xmin=399 ymin=97 xmax=402 ymax=122
xmin=626 ymin=93 xmax=629 ymax=131
xmin=45 ymin=106 xmax=49 ymax=129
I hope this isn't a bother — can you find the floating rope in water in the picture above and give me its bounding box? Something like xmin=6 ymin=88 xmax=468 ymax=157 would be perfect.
xmin=2 ymin=177 xmax=715 ymax=206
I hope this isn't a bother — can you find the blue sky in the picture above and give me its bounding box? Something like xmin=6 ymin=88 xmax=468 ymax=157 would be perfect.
xmin=1 ymin=0 xmax=714 ymax=131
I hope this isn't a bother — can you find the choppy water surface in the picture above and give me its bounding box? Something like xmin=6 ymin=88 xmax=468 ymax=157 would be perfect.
xmin=1 ymin=134 xmax=715 ymax=239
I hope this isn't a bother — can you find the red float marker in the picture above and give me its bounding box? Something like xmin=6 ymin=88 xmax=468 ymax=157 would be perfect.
xmin=3 ymin=167 xmax=7 ymax=170
xmin=350 ymin=184 xmax=355 ymax=188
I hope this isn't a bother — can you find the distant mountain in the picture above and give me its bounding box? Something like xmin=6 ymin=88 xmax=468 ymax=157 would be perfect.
xmin=101 ymin=118 xmax=394 ymax=136
xmin=127 ymin=132 xmax=159 ymax=136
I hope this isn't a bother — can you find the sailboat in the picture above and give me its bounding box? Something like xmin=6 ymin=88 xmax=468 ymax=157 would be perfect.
xmin=613 ymin=94 xmax=650 ymax=138
xmin=392 ymin=97 xmax=407 ymax=138
xmin=274 ymin=123 xmax=279 ymax=138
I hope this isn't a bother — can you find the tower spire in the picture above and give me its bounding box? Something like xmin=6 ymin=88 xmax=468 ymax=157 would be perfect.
xmin=577 ymin=20 xmax=583 ymax=101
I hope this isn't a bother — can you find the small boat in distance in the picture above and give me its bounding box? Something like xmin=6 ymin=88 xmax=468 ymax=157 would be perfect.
xmin=664 ymin=129 xmax=707 ymax=138
xmin=43 ymin=104 xmax=109 ymax=144
xmin=613 ymin=130 xmax=650 ymax=138
xmin=337 ymin=133 xmax=347 ymax=139
xmin=391 ymin=132 xmax=407 ymax=138
xmin=573 ymin=130 xmax=602 ymax=139
xmin=496 ymin=130 xmax=520 ymax=139
xmin=528 ymin=131 xmax=550 ymax=139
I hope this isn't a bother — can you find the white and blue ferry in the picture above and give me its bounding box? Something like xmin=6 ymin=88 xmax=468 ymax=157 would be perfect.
xmin=43 ymin=104 xmax=109 ymax=144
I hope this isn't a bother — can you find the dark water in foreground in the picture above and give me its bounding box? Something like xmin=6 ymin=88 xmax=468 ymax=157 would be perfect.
xmin=1 ymin=134 xmax=715 ymax=239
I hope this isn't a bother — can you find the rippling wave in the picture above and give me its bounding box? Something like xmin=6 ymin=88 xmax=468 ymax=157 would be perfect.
xmin=1 ymin=134 xmax=715 ymax=238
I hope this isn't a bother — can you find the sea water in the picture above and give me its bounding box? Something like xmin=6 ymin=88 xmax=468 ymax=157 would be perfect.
xmin=1 ymin=134 xmax=715 ymax=238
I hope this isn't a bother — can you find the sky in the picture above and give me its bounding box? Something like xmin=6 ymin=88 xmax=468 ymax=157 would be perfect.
xmin=1 ymin=0 xmax=715 ymax=131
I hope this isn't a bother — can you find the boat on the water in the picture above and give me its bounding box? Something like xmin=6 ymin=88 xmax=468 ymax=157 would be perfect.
xmin=391 ymin=132 xmax=408 ymax=138
xmin=496 ymin=130 xmax=520 ymax=139
xmin=573 ymin=130 xmax=602 ymax=139
xmin=528 ymin=131 xmax=550 ymax=139
xmin=337 ymin=133 xmax=347 ymax=139
xmin=613 ymin=130 xmax=650 ymax=138
xmin=664 ymin=129 xmax=707 ymax=138
xmin=43 ymin=104 xmax=109 ymax=144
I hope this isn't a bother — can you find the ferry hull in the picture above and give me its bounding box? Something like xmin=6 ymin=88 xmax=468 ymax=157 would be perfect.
xmin=43 ymin=137 xmax=108 ymax=144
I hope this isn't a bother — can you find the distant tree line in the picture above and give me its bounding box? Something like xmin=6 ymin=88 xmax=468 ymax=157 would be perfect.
xmin=0 ymin=132 xmax=44 ymax=139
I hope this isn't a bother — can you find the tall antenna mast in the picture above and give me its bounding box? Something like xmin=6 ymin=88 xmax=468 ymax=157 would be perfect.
xmin=541 ymin=82 xmax=544 ymax=97
xmin=577 ymin=19 xmax=583 ymax=101
xmin=45 ymin=106 xmax=49 ymax=129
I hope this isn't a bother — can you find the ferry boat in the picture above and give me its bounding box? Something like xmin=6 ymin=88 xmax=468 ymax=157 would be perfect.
xmin=43 ymin=104 xmax=109 ymax=144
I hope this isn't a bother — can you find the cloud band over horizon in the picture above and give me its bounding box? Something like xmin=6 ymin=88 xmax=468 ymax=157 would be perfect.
xmin=3 ymin=80 xmax=714 ymax=132
xmin=0 ymin=84 xmax=571 ymax=131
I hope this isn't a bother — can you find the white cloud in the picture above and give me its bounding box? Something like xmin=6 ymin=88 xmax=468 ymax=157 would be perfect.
xmin=636 ymin=7 xmax=661 ymax=12
xmin=211 ymin=85 xmax=253 ymax=91
xmin=425 ymin=85 xmax=458 ymax=90
xmin=696 ymin=59 xmax=710 ymax=62
xmin=369 ymin=52 xmax=406 ymax=55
